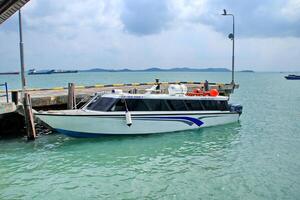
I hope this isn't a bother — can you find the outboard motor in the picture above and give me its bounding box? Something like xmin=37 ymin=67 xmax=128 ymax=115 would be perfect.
xmin=230 ymin=104 xmax=243 ymax=115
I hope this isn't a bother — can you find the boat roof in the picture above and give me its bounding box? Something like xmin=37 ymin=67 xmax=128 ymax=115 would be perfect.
xmin=100 ymin=92 xmax=229 ymax=101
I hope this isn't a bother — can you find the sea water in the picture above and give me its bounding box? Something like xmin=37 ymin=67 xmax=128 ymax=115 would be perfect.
xmin=0 ymin=72 xmax=299 ymax=199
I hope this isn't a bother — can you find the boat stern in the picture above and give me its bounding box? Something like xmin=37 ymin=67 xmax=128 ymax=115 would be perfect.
xmin=230 ymin=104 xmax=243 ymax=116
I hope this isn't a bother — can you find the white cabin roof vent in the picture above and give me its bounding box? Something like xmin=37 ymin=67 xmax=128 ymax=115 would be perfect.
xmin=168 ymin=84 xmax=187 ymax=96
xmin=112 ymin=89 xmax=123 ymax=94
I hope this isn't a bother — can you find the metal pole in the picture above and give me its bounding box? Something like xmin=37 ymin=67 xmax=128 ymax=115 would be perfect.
xmin=18 ymin=9 xmax=36 ymax=140
xmin=222 ymin=10 xmax=235 ymax=85
xmin=5 ymin=82 xmax=8 ymax=103
xmin=231 ymin=15 xmax=235 ymax=85
xmin=18 ymin=10 xmax=26 ymax=96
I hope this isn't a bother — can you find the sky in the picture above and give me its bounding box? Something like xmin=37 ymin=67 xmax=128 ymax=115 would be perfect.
xmin=0 ymin=0 xmax=300 ymax=72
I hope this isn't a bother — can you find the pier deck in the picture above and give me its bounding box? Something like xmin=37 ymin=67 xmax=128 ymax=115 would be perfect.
xmin=0 ymin=81 xmax=238 ymax=110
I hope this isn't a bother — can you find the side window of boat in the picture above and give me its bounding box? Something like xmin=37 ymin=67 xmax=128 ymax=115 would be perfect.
xmin=86 ymin=96 xmax=100 ymax=110
xmin=127 ymin=99 xmax=149 ymax=111
xmin=87 ymin=97 xmax=117 ymax=111
xmin=201 ymin=100 xmax=208 ymax=110
xmin=202 ymin=100 xmax=219 ymax=110
xmin=167 ymin=100 xmax=188 ymax=111
xmin=160 ymin=100 xmax=172 ymax=111
xmin=217 ymin=101 xmax=228 ymax=111
xmin=185 ymin=100 xmax=204 ymax=111
xmin=144 ymin=99 xmax=158 ymax=111
xmin=112 ymin=99 xmax=126 ymax=111
xmin=144 ymin=99 xmax=171 ymax=111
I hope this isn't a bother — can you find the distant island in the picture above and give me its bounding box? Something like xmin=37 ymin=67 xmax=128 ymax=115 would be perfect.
xmin=239 ymin=70 xmax=255 ymax=72
xmin=80 ymin=67 xmax=231 ymax=72
xmin=5 ymin=67 xmax=256 ymax=74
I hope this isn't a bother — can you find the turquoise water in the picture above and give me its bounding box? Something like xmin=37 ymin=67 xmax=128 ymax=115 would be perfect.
xmin=0 ymin=72 xmax=300 ymax=199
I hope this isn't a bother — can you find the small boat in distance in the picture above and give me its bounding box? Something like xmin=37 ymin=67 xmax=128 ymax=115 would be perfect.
xmin=0 ymin=72 xmax=19 ymax=75
xmin=36 ymin=84 xmax=243 ymax=138
xmin=285 ymin=74 xmax=300 ymax=80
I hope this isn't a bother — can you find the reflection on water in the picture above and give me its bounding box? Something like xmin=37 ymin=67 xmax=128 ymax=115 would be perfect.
xmin=36 ymin=123 xmax=242 ymax=163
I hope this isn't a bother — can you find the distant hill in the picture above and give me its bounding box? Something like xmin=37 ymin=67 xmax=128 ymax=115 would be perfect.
xmin=81 ymin=67 xmax=231 ymax=72
xmin=239 ymin=70 xmax=255 ymax=72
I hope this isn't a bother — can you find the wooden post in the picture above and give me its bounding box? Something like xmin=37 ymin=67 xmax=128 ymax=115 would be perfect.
xmin=67 ymin=83 xmax=76 ymax=109
xmin=23 ymin=93 xmax=36 ymax=140
xmin=11 ymin=91 xmax=18 ymax=105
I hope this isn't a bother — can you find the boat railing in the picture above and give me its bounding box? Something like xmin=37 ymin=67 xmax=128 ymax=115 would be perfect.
xmin=95 ymin=91 xmax=113 ymax=96
xmin=0 ymin=82 xmax=9 ymax=103
xmin=76 ymin=94 xmax=96 ymax=109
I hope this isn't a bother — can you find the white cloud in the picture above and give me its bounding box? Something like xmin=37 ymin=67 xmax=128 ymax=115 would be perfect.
xmin=170 ymin=0 xmax=208 ymax=22
xmin=280 ymin=0 xmax=300 ymax=22
xmin=24 ymin=0 xmax=123 ymax=35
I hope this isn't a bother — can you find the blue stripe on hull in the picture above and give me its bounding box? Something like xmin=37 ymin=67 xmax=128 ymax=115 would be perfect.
xmin=137 ymin=116 xmax=204 ymax=126
xmin=157 ymin=116 xmax=204 ymax=126
xmin=55 ymin=129 xmax=106 ymax=138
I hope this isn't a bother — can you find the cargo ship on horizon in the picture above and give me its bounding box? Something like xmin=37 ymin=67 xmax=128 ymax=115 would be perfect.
xmin=28 ymin=69 xmax=78 ymax=75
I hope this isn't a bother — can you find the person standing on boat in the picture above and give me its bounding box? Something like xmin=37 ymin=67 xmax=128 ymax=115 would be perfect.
xmin=204 ymin=80 xmax=209 ymax=91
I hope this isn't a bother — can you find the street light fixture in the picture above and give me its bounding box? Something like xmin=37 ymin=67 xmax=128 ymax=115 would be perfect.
xmin=222 ymin=9 xmax=235 ymax=85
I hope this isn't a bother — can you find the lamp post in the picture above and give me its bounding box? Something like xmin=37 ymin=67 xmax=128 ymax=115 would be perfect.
xmin=18 ymin=9 xmax=26 ymax=96
xmin=222 ymin=9 xmax=235 ymax=85
xmin=18 ymin=9 xmax=36 ymax=140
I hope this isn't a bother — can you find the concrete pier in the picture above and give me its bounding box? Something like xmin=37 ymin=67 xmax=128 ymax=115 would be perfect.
xmin=0 ymin=103 xmax=24 ymax=139
xmin=0 ymin=81 xmax=238 ymax=110
xmin=0 ymin=102 xmax=16 ymax=114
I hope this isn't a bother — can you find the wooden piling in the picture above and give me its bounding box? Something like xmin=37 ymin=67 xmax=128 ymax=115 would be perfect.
xmin=23 ymin=93 xmax=36 ymax=140
xmin=67 ymin=83 xmax=76 ymax=109
xmin=11 ymin=91 xmax=18 ymax=105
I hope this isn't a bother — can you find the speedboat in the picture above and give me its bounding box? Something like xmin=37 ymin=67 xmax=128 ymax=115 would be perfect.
xmin=285 ymin=74 xmax=300 ymax=80
xmin=36 ymin=84 xmax=243 ymax=137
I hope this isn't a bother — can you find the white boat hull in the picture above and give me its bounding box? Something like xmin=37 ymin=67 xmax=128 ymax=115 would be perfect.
xmin=36 ymin=111 xmax=240 ymax=137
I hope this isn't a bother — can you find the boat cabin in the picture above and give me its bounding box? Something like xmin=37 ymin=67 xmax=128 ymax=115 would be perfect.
xmin=85 ymin=95 xmax=230 ymax=112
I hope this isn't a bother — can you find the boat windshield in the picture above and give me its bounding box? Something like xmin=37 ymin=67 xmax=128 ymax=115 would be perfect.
xmin=86 ymin=95 xmax=229 ymax=112
xmin=86 ymin=96 xmax=229 ymax=112
xmin=86 ymin=97 xmax=117 ymax=111
xmin=109 ymin=99 xmax=229 ymax=111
